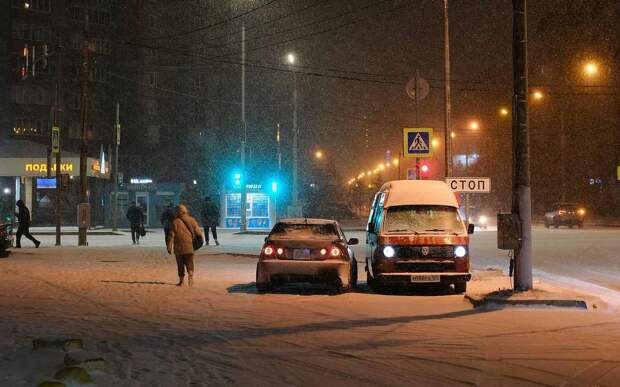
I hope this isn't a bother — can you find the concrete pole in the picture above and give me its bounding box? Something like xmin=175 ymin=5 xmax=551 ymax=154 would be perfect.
xmin=78 ymin=42 xmax=90 ymax=246
xmin=512 ymin=0 xmax=533 ymax=290
xmin=240 ymin=25 xmax=248 ymax=232
xmin=443 ymin=0 xmax=452 ymax=178
xmin=112 ymin=103 xmax=120 ymax=231
xmin=560 ymin=109 xmax=566 ymax=202
xmin=292 ymin=72 xmax=299 ymax=209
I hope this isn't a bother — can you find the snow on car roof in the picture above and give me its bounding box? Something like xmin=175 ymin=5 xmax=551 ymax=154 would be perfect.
xmin=278 ymin=218 xmax=339 ymax=225
xmin=379 ymin=180 xmax=459 ymax=208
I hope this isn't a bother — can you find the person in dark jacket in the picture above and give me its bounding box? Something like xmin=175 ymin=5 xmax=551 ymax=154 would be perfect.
xmin=160 ymin=204 xmax=176 ymax=245
xmin=15 ymin=200 xmax=40 ymax=248
xmin=126 ymin=202 xmax=145 ymax=245
xmin=200 ymin=196 xmax=220 ymax=246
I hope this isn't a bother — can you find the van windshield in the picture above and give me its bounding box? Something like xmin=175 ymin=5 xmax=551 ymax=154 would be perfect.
xmin=383 ymin=205 xmax=465 ymax=234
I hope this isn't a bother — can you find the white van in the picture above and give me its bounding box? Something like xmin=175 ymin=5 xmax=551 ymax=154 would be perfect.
xmin=365 ymin=180 xmax=473 ymax=292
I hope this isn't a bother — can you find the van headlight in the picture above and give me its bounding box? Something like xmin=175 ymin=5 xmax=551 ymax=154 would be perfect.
xmin=478 ymin=215 xmax=488 ymax=225
xmin=383 ymin=246 xmax=396 ymax=258
xmin=454 ymin=246 xmax=467 ymax=258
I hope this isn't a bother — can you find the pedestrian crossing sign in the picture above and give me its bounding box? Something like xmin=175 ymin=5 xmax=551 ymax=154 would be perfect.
xmin=403 ymin=128 xmax=433 ymax=158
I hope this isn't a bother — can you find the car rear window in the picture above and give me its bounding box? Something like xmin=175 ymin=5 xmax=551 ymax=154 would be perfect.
xmin=269 ymin=223 xmax=339 ymax=240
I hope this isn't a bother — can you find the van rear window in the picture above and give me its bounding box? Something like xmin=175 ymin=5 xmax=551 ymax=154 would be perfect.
xmin=383 ymin=205 xmax=465 ymax=234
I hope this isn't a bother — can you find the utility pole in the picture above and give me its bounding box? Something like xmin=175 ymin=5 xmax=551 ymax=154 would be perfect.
xmin=240 ymin=25 xmax=248 ymax=232
xmin=291 ymin=71 xmax=299 ymax=214
xmin=414 ymin=70 xmax=421 ymax=180
xmin=512 ymin=0 xmax=533 ymax=290
xmin=559 ymin=109 xmax=566 ymax=202
xmin=78 ymin=41 xmax=91 ymax=246
xmin=276 ymin=122 xmax=282 ymax=170
xmin=54 ymin=40 xmax=64 ymax=246
xmin=443 ymin=0 xmax=452 ymax=178
xmin=112 ymin=103 xmax=120 ymax=231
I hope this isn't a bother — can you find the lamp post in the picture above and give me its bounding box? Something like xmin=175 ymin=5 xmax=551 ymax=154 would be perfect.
xmin=286 ymin=52 xmax=301 ymax=217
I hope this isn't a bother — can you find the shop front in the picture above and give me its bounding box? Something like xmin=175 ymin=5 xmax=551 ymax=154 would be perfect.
xmin=111 ymin=179 xmax=183 ymax=228
xmin=0 ymin=140 xmax=110 ymax=226
xmin=222 ymin=183 xmax=276 ymax=230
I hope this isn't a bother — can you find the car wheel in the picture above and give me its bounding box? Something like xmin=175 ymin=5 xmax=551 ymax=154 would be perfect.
xmin=350 ymin=259 xmax=358 ymax=289
xmin=454 ymin=282 xmax=467 ymax=294
xmin=544 ymin=220 xmax=550 ymax=228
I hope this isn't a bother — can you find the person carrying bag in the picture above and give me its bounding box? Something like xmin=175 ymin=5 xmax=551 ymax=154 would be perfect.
xmin=166 ymin=204 xmax=205 ymax=287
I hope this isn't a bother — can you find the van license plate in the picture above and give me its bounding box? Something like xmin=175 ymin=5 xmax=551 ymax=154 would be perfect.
xmin=411 ymin=274 xmax=440 ymax=283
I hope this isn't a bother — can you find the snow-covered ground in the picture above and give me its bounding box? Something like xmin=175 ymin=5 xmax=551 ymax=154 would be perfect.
xmin=1 ymin=233 xmax=620 ymax=386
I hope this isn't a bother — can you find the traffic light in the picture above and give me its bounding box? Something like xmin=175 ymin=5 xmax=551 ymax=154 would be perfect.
xmin=233 ymin=172 xmax=242 ymax=188
xmin=421 ymin=164 xmax=429 ymax=174
xmin=271 ymin=181 xmax=278 ymax=193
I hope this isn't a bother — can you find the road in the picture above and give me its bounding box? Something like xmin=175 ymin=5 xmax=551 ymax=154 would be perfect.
xmin=26 ymin=224 xmax=620 ymax=291
xmin=1 ymin=238 xmax=620 ymax=386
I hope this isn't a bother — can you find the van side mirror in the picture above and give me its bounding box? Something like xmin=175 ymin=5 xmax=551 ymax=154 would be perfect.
xmin=367 ymin=223 xmax=374 ymax=234
xmin=468 ymin=223 xmax=475 ymax=234
xmin=348 ymin=238 xmax=359 ymax=246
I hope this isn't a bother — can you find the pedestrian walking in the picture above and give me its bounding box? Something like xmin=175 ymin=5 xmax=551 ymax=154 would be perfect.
xmin=167 ymin=204 xmax=204 ymax=287
xmin=200 ymin=196 xmax=220 ymax=246
xmin=160 ymin=204 xmax=176 ymax=245
xmin=126 ymin=202 xmax=145 ymax=245
xmin=15 ymin=200 xmax=40 ymax=248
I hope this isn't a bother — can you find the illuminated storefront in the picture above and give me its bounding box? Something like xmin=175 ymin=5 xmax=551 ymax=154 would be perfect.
xmin=222 ymin=184 xmax=275 ymax=230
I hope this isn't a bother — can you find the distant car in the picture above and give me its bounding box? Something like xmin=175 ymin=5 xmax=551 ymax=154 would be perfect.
xmin=256 ymin=219 xmax=359 ymax=293
xmin=0 ymin=223 xmax=13 ymax=257
xmin=544 ymin=203 xmax=585 ymax=228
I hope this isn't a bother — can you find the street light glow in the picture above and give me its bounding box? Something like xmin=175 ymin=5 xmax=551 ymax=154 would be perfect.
xmin=392 ymin=159 xmax=399 ymax=165
xmin=450 ymin=131 xmax=456 ymax=139
xmin=583 ymin=61 xmax=599 ymax=77
xmin=286 ymin=53 xmax=296 ymax=65
xmin=315 ymin=150 xmax=323 ymax=159
xmin=432 ymin=138 xmax=439 ymax=148
xmin=3 ymin=188 xmax=10 ymax=195
xmin=533 ymin=90 xmax=544 ymax=101
xmin=500 ymin=107 xmax=509 ymax=116
xmin=468 ymin=120 xmax=480 ymax=130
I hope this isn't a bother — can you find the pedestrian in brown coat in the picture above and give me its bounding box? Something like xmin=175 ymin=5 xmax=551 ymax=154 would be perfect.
xmin=166 ymin=204 xmax=205 ymax=287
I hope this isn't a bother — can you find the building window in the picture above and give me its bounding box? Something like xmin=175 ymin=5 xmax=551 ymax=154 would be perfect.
xmin=12 ymin=24 xmax=51 ymax=42
xmin=146 ymin=125 xmax=159 ymax=143
xmin=13 ymin=0 xmax=50 ymax=12
xmin=94 ymin=39 xmax=112 ymax=55
xmin=12 ymin=118 xmax=46 ymax=136
xmin=146 ymin=72 xmax=157 ymax=87
xmin=90 ymin=67 xmax=109 ymax=83
xmin=146 ymin=99 xmax=157 ymax=115
xmin=149 ymin=14 xmax=157 ymax=28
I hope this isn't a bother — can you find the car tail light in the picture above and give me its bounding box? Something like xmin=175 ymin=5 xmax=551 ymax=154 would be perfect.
xmin=320 ymin=248 xmax=327 ymax=256
xmin=263 ymin=246 xmax=274 ymax=256
xmin=558 ymin=210 xmax=566 ymax=215
xmin=330 ymin=247 xmax=341 ymax=257
xmin=276 ymin=247 xmax=285 ymax=256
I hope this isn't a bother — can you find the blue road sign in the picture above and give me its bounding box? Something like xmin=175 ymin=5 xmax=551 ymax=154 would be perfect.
xmin=403 ymin=128 xmax=433 ymax=158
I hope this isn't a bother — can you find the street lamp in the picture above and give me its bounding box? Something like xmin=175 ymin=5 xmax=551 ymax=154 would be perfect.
xmin=583 ymin=61 xmax=599 ymax=77
xmin=468 ymin=120 xmax=480 ymax=130
xmin=314 ymin=150 xmax=323 ymax=160
xmin=499 ymin=107 xmax=509 ymax=116
xmin=532 ymin=90 xmax=544 ymax=101
xmin=285 ymin=51 xmax=301 ymax=217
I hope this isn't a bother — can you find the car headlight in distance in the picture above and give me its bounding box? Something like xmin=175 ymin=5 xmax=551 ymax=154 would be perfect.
xmin=478 ymin=215 xmax=488 ymax=225
xmin=383 ymin=246 xmax=395 ymax=258
xmin=578 ymin=208 xmax=586 ymax=216
xmin=454 ymin=246 xmax=467 ymax=258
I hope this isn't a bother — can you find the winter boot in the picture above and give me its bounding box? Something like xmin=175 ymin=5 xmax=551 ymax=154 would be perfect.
xmin=35 ymin=240 xmax=41 ymax=248
xmin=215 ymin=240 xmax=220 ymax=246
xmin=176 ymin=276 xmax=185 ymax=287
xmin=188 ymin=272 xmax=194 ymax=287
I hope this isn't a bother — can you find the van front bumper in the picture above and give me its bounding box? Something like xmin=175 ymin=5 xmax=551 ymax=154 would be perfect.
xmin=376 ymin=272 xmax=471 ymax=285
xmin=257 ymin=259 xmax=352 ymax=287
